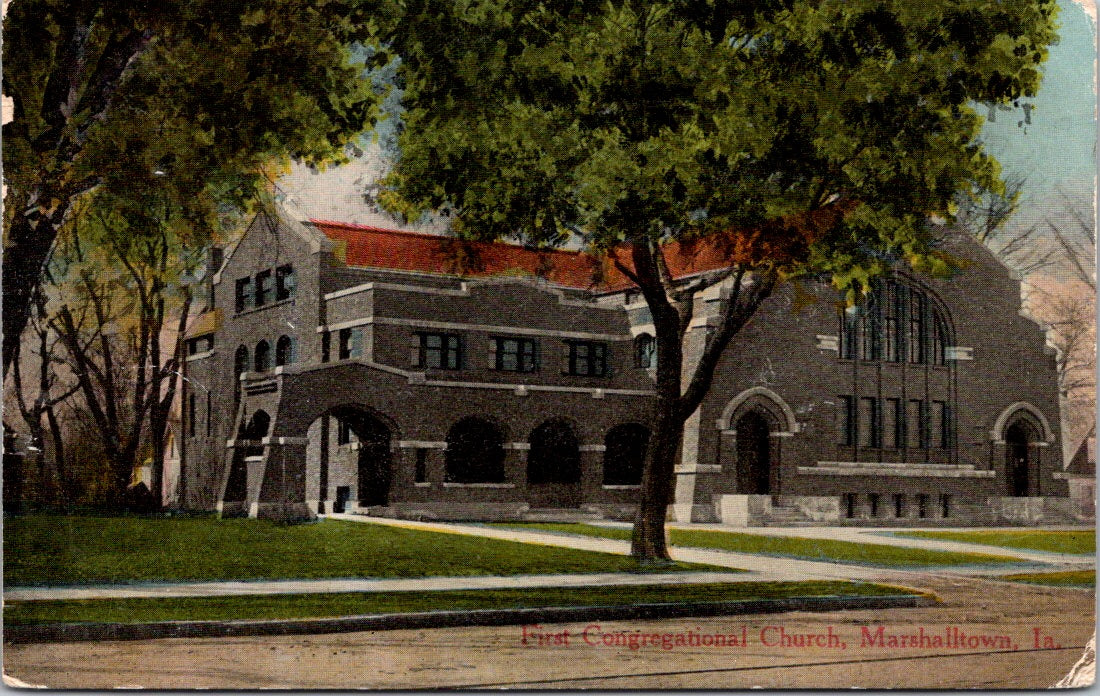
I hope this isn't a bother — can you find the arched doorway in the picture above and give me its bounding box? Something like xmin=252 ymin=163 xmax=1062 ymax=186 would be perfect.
xmin=445 ymin=417 xmax=506 ymax=483
xmin=223 ymin=410 xmax=271 ymax=514
xmin=735 ymin=410 xmax=772 ymax=494
xmin=1005 ymin=422 xmax=1034 ymax=497
xmin=603 ymin=423 xmax=650 ymax=486
xmin=304 ymin=406 xmax=395 ymax=514
xmin=527 ymin=419 xmax=581 ymax=507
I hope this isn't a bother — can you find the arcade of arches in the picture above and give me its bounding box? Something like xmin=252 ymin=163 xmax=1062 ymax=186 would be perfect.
xmin=293 ymin=408 xmax=652 ymax=511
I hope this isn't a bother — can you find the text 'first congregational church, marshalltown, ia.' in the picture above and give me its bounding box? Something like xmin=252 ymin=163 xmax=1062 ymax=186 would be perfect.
xmin=175 ymin=204 xmax=1077 ymax=527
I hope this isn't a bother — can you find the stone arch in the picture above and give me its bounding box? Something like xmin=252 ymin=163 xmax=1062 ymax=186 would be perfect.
xmin=603 ymin=423 xmax=650 ymax=486
xmin=445 ymin=416 xmax=506 ymax=484
xmin=306 ymin=404 xmax=400 ymax=511
xmin=991 ymin=402 xmax=1055 ymax=444
xmin=527 ymin=418 xmax=581 ymax=485
xmin=254 ymin=340 xmax=271 ymax=372
xmin=717 ymin=386 xmax=798 ymax=434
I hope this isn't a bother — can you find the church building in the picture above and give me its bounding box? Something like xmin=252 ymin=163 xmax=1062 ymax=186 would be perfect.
xmin=178 ymin=206 xmax=1074 ymax=526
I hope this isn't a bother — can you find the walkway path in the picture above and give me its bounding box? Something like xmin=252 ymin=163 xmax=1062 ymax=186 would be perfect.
xmin=665 ymin=522 xmax=1094 ymax=565
xmin=7 ymin=515 xmax=1089 ymax=602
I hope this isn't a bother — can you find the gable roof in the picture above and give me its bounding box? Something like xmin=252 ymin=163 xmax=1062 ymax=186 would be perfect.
xmin=309 ymin=219 xmax=742 ymax=291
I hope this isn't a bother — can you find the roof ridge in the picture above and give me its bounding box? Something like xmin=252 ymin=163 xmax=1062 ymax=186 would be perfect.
xmin=309 ymin=219 xmax=592 ymax=258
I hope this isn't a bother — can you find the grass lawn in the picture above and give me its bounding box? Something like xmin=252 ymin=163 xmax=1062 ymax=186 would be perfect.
xmin=4 ymin=580 xmax=920 ymax=626
xmin=894 ymin=530 xmax=1095 ymax=555
xmin=491 ymin=523 xmax=1025 ymax=567
xmin=4 ymin=515 xmax=719 ymax=586
xmin=997 ymin=570 xmax=1095 ymax=588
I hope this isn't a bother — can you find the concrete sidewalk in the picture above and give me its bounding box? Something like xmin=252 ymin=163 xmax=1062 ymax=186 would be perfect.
xmin=7 ymin=515 xmax=1087 ymax=602
xmin=5 ymin=570 xmax=750 ymax=602
xmin=665 ymin=523 xmax=1095 ymax=565
xmin=323 ymin=514 xmax=1069 ymax=582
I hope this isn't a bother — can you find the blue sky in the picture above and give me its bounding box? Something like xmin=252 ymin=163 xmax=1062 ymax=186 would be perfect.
xmin=980 ymin=0 xmax=1096 ymax=238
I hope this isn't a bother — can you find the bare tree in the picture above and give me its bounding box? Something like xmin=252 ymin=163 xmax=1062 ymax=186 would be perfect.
xmin=47 ymin=198 xmax=199 ymax=507
xmin=9 ymin=289 xmax=80 ymax=504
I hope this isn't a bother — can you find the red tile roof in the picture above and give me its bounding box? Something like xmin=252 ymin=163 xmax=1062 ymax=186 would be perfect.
xmin=309 ymin=219 xmax=737 ymax=291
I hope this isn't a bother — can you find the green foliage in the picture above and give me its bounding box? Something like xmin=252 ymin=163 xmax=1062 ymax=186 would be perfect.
xmin=4 ymin=515 xmax=711 ymax=585
xmin=897 ymin=530 xmax=1096 ymax=555
xmin=998 ymin=570 xmax=1095 ymax=587
xmin=3 ymin=0 xmax=385 ymax=227
xmin=379 ymin=0 xmax=1058 ymax=285
xmin=4 ymin=580 xmax=913 ymax=625
xmin=494 ymin=523 xmax=1026 ymax=567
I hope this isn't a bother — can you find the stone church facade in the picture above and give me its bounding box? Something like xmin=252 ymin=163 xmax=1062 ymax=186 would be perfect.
xmin=178 ymin=206 xmax=1073 ymax=526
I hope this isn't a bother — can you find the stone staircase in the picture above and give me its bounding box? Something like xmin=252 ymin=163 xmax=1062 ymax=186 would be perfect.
xmin=759 ymin=501 xmax=821 ymax=527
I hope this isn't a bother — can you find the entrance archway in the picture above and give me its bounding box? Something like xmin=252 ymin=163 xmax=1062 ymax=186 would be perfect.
xmin=1005 ymin=422 xmax=1034 ymax=497
xmin=223 ymin=410 xmax=271 ymax=513
xmin=327 ymin=407 xmax=393 ymax=508
xmin=735 ymin=410 xmax=772 ymax=494
xmin=603 ymin=424 xmax=650 ymax=486
xmin=445 ymin=417 xmax=506 ymax=483
xmin=527 ymin=419 xmax=581 ymax=507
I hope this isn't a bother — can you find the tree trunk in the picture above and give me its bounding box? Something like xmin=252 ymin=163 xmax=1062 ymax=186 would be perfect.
xmin=3 ymin=212 xmax=61 ymax=379
xmin=630 ymin=403 xmax=685 ymax=560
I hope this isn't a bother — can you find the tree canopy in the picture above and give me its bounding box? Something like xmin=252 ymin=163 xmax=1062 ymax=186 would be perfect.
xmin=3 ymin=0 xmax=388 ymax=375
xmin=377 ymin=0 xmax=1060 ymax=558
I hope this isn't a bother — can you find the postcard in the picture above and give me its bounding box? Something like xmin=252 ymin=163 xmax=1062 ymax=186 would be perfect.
xmin=2 ymin=0 xmax=1095 ymax=689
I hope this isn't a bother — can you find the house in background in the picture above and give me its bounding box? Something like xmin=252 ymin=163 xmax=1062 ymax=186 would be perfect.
xmin=177 ymin=205 xmax=1076 ymax=526
xmin=1059 ymin=435 xmax=1095 ymax=520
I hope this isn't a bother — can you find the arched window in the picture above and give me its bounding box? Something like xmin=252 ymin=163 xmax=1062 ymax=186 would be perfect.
xmin=838 ymin=281 xmax=951 ymax=366
xmin=634 ymin=334 xmax=656 ymax=369
xmin=603 ymin=423 xmax=649 ymax=486
xmin=234 ymin=345 xmax=249 ymax=376
xmin=275 ymin=335 xmax=296 ymax=366
xmin=254 ymin=340 xmax=271 ymax=372
xmin=445 ymin=417 xmax=506 ymax=483
xmin=527 ymin=419 xmax=580 ymax=484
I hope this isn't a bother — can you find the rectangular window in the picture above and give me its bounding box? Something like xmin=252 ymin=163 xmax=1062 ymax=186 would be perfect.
xmin=321 ymin=332 xmax=331 ymax=362
xmin=235 ymin=277 xmax=254 ymax=313
xmin=907 ymin=291 xmax=924 ymax=363
xmin=337 ymin=420 xmax=354 ymax=446
xmin=883 ymin=283 xmax=900 ymax=362
xmin=906 ymin=399 xmax=924 ymax=449
xmin=940 ymin=494 xmax=951 ymax=518
xmin=414 ymin=449 xmax=428 ymax=483
xmin=839 ymin=310 xmax=858 ymax=360
xmin=420 ymin=332 xmax=462 ymax=370
xmin=188 ymin=336 xmax=213 ymax=355
xmin=930 ymin=401 xmax=947 ymax=449
xmin=858 ymin=397 xmax=879 ymax=448
xmin=255 ymin=270 xmax=273 ymax=307
xmin=839 ymin=395 xmax=856 ymax=446
xmin=893 ymin=493 xmax=905 ymax=518
xmin=868 ymin=493 xmax=880 ymax=517
xmin=495 ymin=337 xmax=538 ymax=372
xmin=567 ymin=341 xmax=608 ymax=376
xmin=931 ymin=316 xmax=946 ymax=366
xmin=860 ymin=289 xmax=881 ymax=361
xmin=188 ymin=393 xmax=196 ymax=438
xmin=339 ymin=328 xmax=363 ymax=360
xmin=275 ymin=265 xmax=296 ymax=301
xmin=843 ymin=493 xmax=856 ymax=519
xmin=883 ymin=398 xmax=901 ymax=449
xmin=917 ymin=493 xmax=929 ymax=518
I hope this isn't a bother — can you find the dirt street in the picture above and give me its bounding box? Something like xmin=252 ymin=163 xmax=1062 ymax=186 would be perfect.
xmin=4 ymin=573 xmax=1094 ymax=689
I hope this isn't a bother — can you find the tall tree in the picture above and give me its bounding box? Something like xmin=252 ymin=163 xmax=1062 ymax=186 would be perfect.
xmin=377 ymin=0 xmax=1059 ymax=559
xmin=3 ymin=0 xmax=386 ymax=377
xmin=47 ymin=188 xmax=203 ymax=505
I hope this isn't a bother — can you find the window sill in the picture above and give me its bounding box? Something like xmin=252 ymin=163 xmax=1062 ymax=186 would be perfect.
xmin=442 ymin=482 xmax=515 ymax=488
xmin=235 ymin=298 xmax=295 ymax=317
xmin=413 ymin=482 xmax=432 ymax=487
xmin=602 ymin=484 xmax=641 ymax=490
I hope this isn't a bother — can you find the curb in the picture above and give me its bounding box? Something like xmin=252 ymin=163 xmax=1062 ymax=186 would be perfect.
xmin=4 ymin=593 xmax=935 ymax=644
